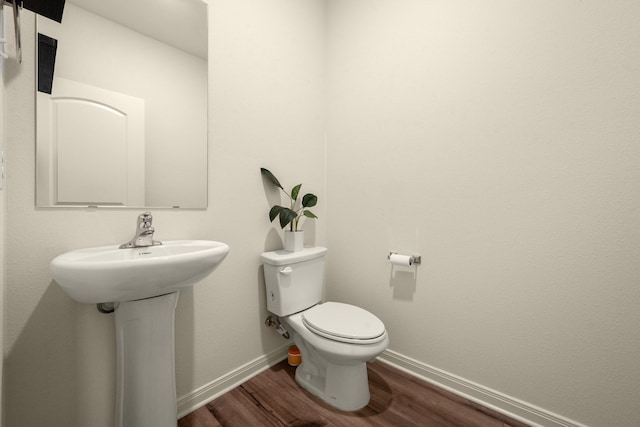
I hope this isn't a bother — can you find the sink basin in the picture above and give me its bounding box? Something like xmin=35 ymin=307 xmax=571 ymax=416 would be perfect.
xmin=51 ymin=240 xmax=230 ymax=303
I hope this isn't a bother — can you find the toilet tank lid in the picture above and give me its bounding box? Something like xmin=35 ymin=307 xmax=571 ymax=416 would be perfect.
xmin=261 ymin=246 xmax=327 ymax=265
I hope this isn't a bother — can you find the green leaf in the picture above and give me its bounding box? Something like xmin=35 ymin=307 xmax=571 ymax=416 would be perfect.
xmin=291 ymin=184 xmax=302 ymax=201
xmin=260 ymin=168 xmax=284 ymax=190
xmin=278 ymin=208 xmax=298 ymax=229
xmin=269 ymin=205 xmax=283 ymax=222
xmin=302 ymin=193 xmax=317 ymax=208
xmin=303 ymin=210 xmax=318 ymax=219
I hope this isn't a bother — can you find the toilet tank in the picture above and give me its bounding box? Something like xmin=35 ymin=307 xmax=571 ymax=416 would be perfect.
xmin=261 ymin=246 xmax=327 ymax=316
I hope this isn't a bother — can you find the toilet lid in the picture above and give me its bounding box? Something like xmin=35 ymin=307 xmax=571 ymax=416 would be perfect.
xmin=302 ymin=302 xmax=386 ymax=344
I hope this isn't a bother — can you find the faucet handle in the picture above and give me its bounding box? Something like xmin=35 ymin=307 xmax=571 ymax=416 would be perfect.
xmin=138 ymin=211 xmax=153 ymax=228
xmin=139 ymin=211 xmax=152 ymax=221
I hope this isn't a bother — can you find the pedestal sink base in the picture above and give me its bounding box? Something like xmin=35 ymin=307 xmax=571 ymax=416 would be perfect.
xmin=115 ymin=292 xmax=179 ymax=427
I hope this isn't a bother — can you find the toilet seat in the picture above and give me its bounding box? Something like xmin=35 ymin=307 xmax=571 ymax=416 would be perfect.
xmin=302 ymin=302 xmax=386 ymax=344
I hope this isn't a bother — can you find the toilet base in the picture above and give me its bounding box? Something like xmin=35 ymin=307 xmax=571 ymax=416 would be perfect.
xmin=295 ymin=358 xmax=370 ymax=411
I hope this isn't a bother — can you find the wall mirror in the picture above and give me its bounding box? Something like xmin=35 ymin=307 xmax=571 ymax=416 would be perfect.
xmin=36 ymin=0 xmax=208 ymax=208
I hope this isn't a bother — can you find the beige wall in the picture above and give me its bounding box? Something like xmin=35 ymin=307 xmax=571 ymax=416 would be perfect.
xmin=325 ymin=1 xmax=640 ymax=426
xmin=2 ymin=0 xmax=325 ymax=425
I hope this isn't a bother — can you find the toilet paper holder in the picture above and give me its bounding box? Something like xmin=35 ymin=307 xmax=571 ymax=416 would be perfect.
xmin=388 ymin=252 xmax=421 ymax=265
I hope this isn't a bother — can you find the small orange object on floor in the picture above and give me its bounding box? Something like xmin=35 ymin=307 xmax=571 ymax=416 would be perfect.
xmin=287 ymin=345 xmax=301 ymax=366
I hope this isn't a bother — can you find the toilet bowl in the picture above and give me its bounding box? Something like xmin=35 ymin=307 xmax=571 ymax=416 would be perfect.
xmin=261 ymin=247 xmax=389 ymax=411
xmin=283 ymin=302 xmax=388 ymax=411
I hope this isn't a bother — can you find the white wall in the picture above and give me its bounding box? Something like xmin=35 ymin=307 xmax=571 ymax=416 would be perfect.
xmin=325 ymin=1 xmax=640 ymax=426
xmin=2 ymin=0 xmax=325 ymax=425
xmin=176 ymin=0 xmax=326 ymax=401
xmin=0 ymin=6 xmax=6 ymax=426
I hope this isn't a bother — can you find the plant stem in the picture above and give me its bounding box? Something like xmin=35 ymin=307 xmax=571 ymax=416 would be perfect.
xmin=290 ymin=195 xmax=296 ymax=231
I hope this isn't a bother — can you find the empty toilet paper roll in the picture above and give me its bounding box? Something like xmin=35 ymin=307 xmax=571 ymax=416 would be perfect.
xmin=389 ymin=254 xmax=413 ymax=267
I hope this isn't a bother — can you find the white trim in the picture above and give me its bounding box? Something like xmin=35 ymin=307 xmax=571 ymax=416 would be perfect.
xmin=176 ymin=345 xmax=289 ymax=418
xmin=378 ymin=349 xmax=589 ymax=427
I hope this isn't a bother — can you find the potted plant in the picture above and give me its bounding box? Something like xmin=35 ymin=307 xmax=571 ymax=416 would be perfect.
xmin=261 ymin=167 xmax=318 ymax=251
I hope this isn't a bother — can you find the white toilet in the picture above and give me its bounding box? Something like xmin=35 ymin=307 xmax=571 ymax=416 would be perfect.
xmin=261 ymin=246 xmax=389 ymax=411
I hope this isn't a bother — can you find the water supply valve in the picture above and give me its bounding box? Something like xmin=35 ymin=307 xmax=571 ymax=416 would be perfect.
xmin=265 ymin=315 xmax=290 ymax=339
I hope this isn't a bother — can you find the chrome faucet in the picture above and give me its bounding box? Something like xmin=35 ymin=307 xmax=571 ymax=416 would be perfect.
xmin=119 ymin=212 xmax=162 ymax=249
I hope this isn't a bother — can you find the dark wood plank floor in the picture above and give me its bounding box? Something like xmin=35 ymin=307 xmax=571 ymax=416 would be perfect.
xmin=178 ymin=360 xmax=531 ymax=427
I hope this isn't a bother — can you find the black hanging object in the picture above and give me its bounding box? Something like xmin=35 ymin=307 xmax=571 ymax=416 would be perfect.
xmin=38 ymin=33 xmax=57 ymax=94
xmin=22 ymin=0 xmax=66 ymax=23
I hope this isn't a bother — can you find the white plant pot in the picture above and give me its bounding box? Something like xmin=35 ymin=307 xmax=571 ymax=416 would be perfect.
xmin=284 ymin=231 xmax=304 ymax=252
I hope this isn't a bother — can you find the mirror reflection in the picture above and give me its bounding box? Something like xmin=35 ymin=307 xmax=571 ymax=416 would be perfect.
xmin=36 ymin=0 xmax=208 ymax=208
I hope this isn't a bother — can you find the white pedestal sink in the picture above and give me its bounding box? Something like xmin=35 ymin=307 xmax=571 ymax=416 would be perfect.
xmin=51 ymin=240 xmax=230 ymax=427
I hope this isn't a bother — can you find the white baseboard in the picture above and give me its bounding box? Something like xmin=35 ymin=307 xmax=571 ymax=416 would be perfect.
xmin=378 ymin=349 xmax=588 ymax=427
xmin=176 ymin=345 xmax=289 ymax=418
